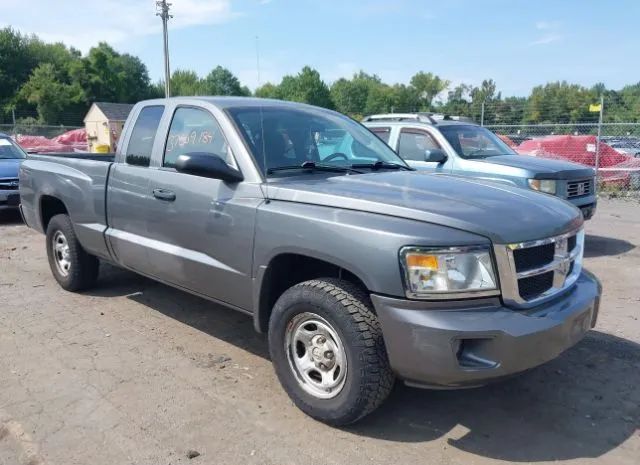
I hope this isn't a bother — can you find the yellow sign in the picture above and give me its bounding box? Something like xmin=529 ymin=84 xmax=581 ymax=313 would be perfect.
xmin=589 ymin=103 xmax=602 ymax=112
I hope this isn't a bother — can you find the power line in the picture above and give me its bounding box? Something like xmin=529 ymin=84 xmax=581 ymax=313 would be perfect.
xmin=156 ymin=0 xmax=173 ymax=98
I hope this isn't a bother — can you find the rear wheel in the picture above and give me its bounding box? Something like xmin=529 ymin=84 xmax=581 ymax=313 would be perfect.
xmin=268 ymin=278 xmax=394 ymax=425
xmin=46 ymin=214 xmax=99 ymax=291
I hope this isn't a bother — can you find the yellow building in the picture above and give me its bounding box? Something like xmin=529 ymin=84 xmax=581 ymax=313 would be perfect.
xmin=84 ymin=102 xmax=134 ymax=153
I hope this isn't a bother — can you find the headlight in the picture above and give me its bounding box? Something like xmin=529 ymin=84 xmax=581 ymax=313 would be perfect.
xmin=400 ymin=246 xmax=499 ymax=299
xmin=528 ymin=179 xmax=557 ymax=195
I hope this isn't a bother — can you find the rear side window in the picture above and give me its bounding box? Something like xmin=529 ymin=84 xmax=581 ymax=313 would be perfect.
xmin=125 ymin=105 xmax=164 ymax=167
xmin=398 ymin=129 xmax=440 ymax=161
xmin=163 ymin=107 xmax=235 ymax=168
xmin=370 ymin=127 xmax=391 ymax=143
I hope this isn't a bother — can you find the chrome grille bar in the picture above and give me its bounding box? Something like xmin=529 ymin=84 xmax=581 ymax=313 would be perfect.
xmin=493 ymin=228 xmax=584 ymax=308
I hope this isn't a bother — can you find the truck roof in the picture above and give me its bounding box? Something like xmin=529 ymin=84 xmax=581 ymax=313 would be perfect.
xmin=140 ymin=96 xmax=333 ymax=112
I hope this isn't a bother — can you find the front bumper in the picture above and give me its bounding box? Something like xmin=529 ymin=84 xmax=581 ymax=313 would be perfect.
xmin=0 ymin=190 xmax=20 ymax=210
xmin=566 ymin=195 xmax=597 ymax=220
xmin=371 ymin=270 xmax=601 ymax=388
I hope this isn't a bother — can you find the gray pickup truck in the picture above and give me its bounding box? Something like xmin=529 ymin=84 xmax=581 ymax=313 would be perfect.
xmin=20 ymin=97 xmax=601 ymax=425
xmin=363 ymin=114 xmax=598 ymax=219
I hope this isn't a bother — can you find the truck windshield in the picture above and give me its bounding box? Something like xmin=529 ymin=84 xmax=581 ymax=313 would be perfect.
xmin=0 ymin=138 xmax=27 ymax=160
xmin=226 ymin=106 xmax=409 ymax=176
xmin=439 ymin=125 xmax=516 ymax=159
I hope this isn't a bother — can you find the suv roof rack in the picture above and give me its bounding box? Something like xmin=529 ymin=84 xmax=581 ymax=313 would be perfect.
xmin=362 ymin=113 xmax=477 ymax=125
xmin=362 ymin=113 xmax=438 ymax=124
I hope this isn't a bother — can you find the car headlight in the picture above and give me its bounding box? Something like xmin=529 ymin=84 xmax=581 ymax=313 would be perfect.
xmin=400 ymin=246 xmax=499 ymax=299
xmin=528 ymin=179 xmax=557 ymax=195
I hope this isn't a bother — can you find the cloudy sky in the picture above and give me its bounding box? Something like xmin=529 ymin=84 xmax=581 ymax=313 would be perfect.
xmin=1 ymin=0 xmax=638 ymax=95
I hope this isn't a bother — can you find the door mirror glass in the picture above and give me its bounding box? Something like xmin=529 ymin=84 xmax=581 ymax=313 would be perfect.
xmin=424 ymin=148 xmax=447 ymax=163
xmin=175 ymin=152 xmax=244 ymax=182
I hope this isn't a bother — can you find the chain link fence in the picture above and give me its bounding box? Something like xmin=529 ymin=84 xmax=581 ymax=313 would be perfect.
xmin=484 ymin=123 xmax=640 ymax=194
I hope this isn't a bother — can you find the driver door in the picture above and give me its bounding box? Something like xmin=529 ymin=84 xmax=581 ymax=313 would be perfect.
xmin=140 ymin=106 xmax=260 ymax=310
xmin=395 ymin=128 xmax=453 ymax=173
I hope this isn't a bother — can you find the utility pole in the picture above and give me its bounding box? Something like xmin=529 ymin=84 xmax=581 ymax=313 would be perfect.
xmin=480 ymin=101 xmax=485 ymax=126
xmin=255 ymin=36 xmax=261 ymax=87
xmin=156 ymin=0 xmax=172 ymax=98
xmin=595 ymin=95 xmax=604 ymax=176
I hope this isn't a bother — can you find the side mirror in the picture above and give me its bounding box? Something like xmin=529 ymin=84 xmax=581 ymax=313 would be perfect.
xmin=424 ymin=148 xmax=447 ymax=163
xmin=175 ymin=152 xmax=244 ymax=182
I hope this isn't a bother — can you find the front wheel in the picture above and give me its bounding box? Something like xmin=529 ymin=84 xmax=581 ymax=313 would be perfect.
xmin=46 ymin=214 xmax=99 ymax=291
xmin=268 ymin=279 xmax=394 ymax=425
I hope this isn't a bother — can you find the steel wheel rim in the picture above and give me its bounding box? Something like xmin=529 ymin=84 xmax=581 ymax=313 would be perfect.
xmin=52 ymin=231 xmax=71 ymax=277
xmin=284 ymin=312 xmax=348 ymax=399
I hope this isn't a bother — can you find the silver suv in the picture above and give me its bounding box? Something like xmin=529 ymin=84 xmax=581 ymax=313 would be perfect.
xmin=363 ymin=113 xmax=597 ymax=219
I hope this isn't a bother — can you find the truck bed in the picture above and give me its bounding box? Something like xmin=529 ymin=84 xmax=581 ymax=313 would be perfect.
xmin=19 ymin=153 xmax=114 ymax=260
xmin=30 ymin=152 xmax=115 ymax=162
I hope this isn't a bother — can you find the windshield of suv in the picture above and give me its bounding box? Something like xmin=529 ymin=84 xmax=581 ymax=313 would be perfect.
xmin=439 ymin=125 xmax=516 ymax=159
xmin=226 ymin=106 xmax=408 ymax=176
xmin=0 ymin=137 xmax=27 ymax=160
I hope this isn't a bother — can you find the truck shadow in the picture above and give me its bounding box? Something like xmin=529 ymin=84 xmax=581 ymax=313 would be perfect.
xmin=88 ymin=265 xmax=638 ymax=462
xmin=348 ymin=330 xmax=639 ymax=461
xmin=87 ymin=263 xmax=268 ymax=359
xmin=0 ymin=210 xmax=23 ymax=225
xmin=584 ymin=234 xmax=635 ymax=258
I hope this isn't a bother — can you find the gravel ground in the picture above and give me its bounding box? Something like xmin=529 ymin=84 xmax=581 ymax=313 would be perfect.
xmin=0 ymin=199 xmax=638 ymax=465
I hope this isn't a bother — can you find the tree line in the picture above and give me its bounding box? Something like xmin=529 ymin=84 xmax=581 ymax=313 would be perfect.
xmin=1 ymin=27 xmax=639 ymax=127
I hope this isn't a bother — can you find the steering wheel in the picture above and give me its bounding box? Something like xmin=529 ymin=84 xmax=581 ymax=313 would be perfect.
xmin=323 ymin=152 xmax=349 ymax=163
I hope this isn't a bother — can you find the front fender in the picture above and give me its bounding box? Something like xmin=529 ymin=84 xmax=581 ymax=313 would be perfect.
xmin=252 ymin=200 xmax=489 ymax=319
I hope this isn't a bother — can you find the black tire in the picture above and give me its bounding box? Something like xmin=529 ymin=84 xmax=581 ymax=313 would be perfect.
xmin=268 ymin=278 xmax=395 ymax=425
xmin=46 ymin=214 xmax=99 ymax=291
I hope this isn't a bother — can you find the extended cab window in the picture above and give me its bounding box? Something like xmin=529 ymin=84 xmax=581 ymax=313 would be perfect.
xmin=370 ymin=127 xmax=391 ymax=143
xmin=163 ymin=107 xmax=235 ymax=169
xmin=126 ymin=105 xmax=164 ymax=167
xmin=398 ymin=129 xmax=440 ymax=161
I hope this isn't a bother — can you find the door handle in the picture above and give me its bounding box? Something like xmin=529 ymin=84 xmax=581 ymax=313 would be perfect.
xmin=152 ymin=188 xmax=176 ymax=201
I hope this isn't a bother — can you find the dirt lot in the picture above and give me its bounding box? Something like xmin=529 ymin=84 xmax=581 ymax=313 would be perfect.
xmin=0 ymin=199 xmax=638 ymax=465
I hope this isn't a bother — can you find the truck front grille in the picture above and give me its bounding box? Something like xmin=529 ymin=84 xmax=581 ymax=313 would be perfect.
xmin=518 ymin=271 xmax=554 ymax=301
xmin=513 ymin=243 xmax=555 ymax=272
xmin=0 ymin=178 xmax=19 ymax=191
xmin=494 ymin=228 xmax=584 ymax=308
xmin=567 ymin=179 xmax=593 ymax=198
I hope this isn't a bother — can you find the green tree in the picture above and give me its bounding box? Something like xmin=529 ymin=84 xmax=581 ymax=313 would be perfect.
xmin=201 ymin=66 xmax=249 ymax=96
xmin=254 ymin=83 xmax=278 ymax=99
xmin=70 ymin=43 xmax=152 ymax=103
xmin=469 ymin=79 xmax=498 ymax=123
xmin=170 ymin=69 xmax=202 ymax=96
xmin=330 ymin=72 xmax=381 ymax=116
xmin=276 ymin=66 xmax=333 ymax=108
xmin=524 ymin=81 xmax=597 ymax=124
xmin=18 ymin=63 xmax=74 ymax=124
xmin=0 ymin=28 xmax=35 ymax=108
xmin=441 ymin=84 xmax=473 ymax=117
xmin=410 ymin=72 xmax=449 ymax=110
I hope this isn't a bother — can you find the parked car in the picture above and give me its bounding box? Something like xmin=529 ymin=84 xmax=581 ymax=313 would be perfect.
xmin=20 ymin=98 xmax=601 ymax=425
xmin=0 ymin=132 xmax=26 ymax=211
xmin=363 ymin=114 xmax=598 ymax=219
xmin=517 ymin=135 xmax=640 ymax=189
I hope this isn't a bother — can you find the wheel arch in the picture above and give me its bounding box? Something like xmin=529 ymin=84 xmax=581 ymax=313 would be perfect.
xmin=254 ymin=252 xmax=370 ymax=334
xmin=39 ymin=195 xmax=69 ymax=232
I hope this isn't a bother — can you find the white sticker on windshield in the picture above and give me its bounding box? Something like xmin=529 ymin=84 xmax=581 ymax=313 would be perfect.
xmin=0 ymin=139 xmax=12 ymax=146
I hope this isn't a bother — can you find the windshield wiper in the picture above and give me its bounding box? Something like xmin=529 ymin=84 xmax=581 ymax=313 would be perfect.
xmin=267 ymin=161 xmax=365 ymax=175
xmin=351 ymin=161 xmax=414 ymax=171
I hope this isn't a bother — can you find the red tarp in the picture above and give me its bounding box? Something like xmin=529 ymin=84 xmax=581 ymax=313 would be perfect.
xmin=516 ymin=135 xmax=640 ymax=186
xmin=16 ymin=129 xmax=88 ymax=153
xmin=497 ymin=134 xmax=517 ymax=148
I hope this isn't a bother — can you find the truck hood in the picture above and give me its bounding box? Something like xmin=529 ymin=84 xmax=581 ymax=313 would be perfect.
xmin=267 ymin=172 xmax=582 ymax=244
xmin=0 ymin=159 xmax=22 ymax=178
xmin=474 ymin=155 xmax=594 ymax=180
